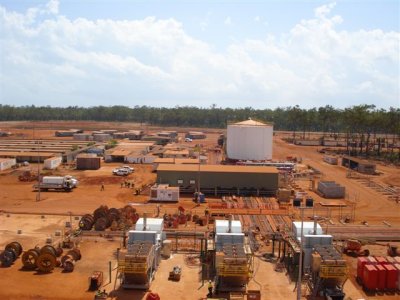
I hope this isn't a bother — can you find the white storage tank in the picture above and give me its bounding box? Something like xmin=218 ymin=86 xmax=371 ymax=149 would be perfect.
xmin=227 ymin=119 xmax=273 ymax=161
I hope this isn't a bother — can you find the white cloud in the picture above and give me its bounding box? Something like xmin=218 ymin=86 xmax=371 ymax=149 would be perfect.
xmin=46 ymin=0 xmax=59 ymax=15
xmin=224 ymin=16 xmax=232 ymax=26
xmin=254 ymin=16 xmax=260 ymax=22
xmin=0 ymin=2 xmax=398 ymax=108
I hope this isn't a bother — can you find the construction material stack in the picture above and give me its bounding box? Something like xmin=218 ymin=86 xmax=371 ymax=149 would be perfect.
xmin=118 ymin=217 xmax=164 ymax=289
xmin=310 ymin=245 xmax=347 ymax=299
xmin=214 ymin=218 xmax=252 ymax=292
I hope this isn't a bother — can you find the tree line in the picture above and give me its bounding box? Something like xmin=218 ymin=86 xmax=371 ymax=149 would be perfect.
xmin=0 ymin=104 xmax=398 ymax=135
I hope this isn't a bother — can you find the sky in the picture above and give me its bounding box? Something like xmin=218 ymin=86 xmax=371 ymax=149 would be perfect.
xmin=0 ymin=0 xmax=399 ymax=109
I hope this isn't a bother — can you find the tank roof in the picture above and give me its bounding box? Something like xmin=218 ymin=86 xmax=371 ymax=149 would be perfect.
xmin=231 ymin=119 xmax=272 ymax=127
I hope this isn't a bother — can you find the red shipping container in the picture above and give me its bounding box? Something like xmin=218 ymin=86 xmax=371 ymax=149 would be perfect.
xmin=375 ymin=264 xmax=386 ymax=290
xmin=357 ymin=257 xmax=369 ymax=280
xmin=383 ymin=264 xmax=397 ymax=290
xmin=375 ymin=256 xmax=387 ymax=265
xmin=368 ymin=256 xmax=378 ymax=265
xmin=394 ymin=264 xmax=400 ymax=290
xmin=363 ymin=264 xmax=378 ymax=290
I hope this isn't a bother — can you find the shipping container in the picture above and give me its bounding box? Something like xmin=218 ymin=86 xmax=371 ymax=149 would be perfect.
xmin=394 ymin=264 xmax=400 ymax=290
xmin=323 ymin=155 xmax=338 ymax=165
xmin=0 ymin=158 xmax=16 ymax=171
xmin=363 ymin=264 xmax=378 ymax=290
xmin=383 ymin=264 xmax=398 ymax=290
xmin=357 ymin=257 xmax=369 ymax=280
xmin=317 ymin=181 xmax=345 ymax=198
xmin=376 ymin=264 xmax=386 ymax=290
xmin=43 ymin=156 xmax=62 ymax=170
xmin=76 ymin=154 xmax=101 ymax=170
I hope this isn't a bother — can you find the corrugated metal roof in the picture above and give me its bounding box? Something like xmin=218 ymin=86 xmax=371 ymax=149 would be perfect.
xmin=232 ymin=119 xmax=272 ymax=126
xmin=0 ymin=151 xmax=56 ymax=157
xmin=156 ymin=164 xmax=279 ymax=173
xmin=154 ymin=158 xmax=199 ymax=164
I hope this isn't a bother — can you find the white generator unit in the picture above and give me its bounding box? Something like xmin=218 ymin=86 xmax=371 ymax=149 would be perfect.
xmin=120 ymin=217 xmax=164 ymax=289
xmin=227 ymin=119 xmax=273 ymax=161
xmin=149 ymin=184 xmax=179 ymax=202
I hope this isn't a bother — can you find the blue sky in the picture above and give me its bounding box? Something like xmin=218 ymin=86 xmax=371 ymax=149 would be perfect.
xmin=0 ymin=0 xmax=399 ymax=109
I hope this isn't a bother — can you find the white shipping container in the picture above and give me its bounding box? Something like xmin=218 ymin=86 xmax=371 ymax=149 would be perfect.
xmin=0 ymin=158 xmax=16 ymax=171
xmin=43 ymin=156 xmax=62 ymax=169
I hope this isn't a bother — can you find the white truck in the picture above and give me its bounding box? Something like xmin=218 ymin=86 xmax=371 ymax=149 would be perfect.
xmin=33 ymin=175 xmax=78 ymax=192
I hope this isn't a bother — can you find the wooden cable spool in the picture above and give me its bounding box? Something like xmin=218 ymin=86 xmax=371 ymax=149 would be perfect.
xmin=36 ymin=252 xmax=56 ymax=273
xmin=21 ymin=248 xmax=40 ymax=269
xmin=63 ymin=258 xmax=75 ymax=272
xmin=94 ymin=217 xmax=108 ymax=231
xmin=5 ymin=242 xmax=23 ymax=257
xmin=79 ymin=214 xmax=95 ymax=230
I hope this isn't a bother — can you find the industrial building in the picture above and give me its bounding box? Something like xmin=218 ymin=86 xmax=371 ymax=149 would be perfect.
xmin=156 ymin=164 xmax=279 ymax=195
xmin=0 ymin=139 xmax=95 ymax=162
xmin=157 ymin=131 xmax=178 ymax=139
xmin=126 ymin=130 xmax=145 ymax=140
xmin=185 ymin=131 xmax=206 ymax=140
xmin=55 ymin=129 xmax=82 ymax=137
xmin=342 ymin=156 xmax=376 ymax=174
xmin=227 ymin=119 xmax=273 ymax=161
xmin=104 ymin=142 xmax=154 ymax=163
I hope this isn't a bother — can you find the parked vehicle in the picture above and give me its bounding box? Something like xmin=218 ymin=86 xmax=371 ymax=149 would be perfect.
xmin=120 ymin=165 xmax=134 ymax=173
xmin=113 ymin=169 xmax=129 ymax=176
xmin=33 ymin=175 xmax=78 ymax=192
xmin=184 ymin=138 xmax=193 ymax=142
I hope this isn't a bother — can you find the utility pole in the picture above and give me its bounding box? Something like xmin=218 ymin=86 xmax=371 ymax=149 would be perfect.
xmin=34 ymin=128 xmax=41 ymax=202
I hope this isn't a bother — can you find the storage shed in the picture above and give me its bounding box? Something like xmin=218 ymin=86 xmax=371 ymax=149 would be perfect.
xmin=227 ymin=119 xmax=273 ymax=161
xmin=76 ymin=153 xmax=101 ymax=170
xmin=342 ymin=156 xmax=376 ymax=174
xmin=0 ymin=158 xmax=16 ymax=171
xmin=156 ymin=164 xmax=279 ymax=196
xmin=43 ymin=156 xmax=62 ymax=170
